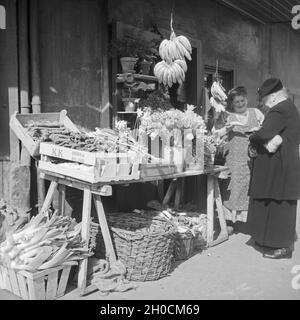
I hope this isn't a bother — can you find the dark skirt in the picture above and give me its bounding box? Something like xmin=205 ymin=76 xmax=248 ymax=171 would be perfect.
xmin=247 ymin=198 xmax=297 ymax=248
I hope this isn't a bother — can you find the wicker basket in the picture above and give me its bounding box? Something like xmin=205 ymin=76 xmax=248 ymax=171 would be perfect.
xmin=174 ymin=229 xmax=195 ymax=261
xmin=96 ymin=211 xmax=176 ymax=281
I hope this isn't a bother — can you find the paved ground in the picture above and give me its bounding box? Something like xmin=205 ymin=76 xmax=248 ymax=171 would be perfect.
xmin=1 ymin=202 xmax=300 ymax=300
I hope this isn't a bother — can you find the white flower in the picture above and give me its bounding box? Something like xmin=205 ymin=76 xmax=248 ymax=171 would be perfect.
xmin=115 ymin=120 xmax=128 ymax=131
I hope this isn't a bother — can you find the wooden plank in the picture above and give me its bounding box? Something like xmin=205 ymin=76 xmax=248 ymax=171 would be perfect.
xmin=36 ymin=162 xmax=46 ymax=211
xmin=16 ymin=273 xmax=29 ymax=300
xmin=138 ymin=131 xmax=148 ymax=164
xmin=56 ymin=266 xmax=71 ymax=298
xmin=78 ymin=188 xmax=92 ymax=296
xmin=150 ymin=136 xmax=160 ymax=162
xmin=3 ymin=267 xmax=12 ymax=292
xmin=27 ymin=277 xmax=45 ymax=300
xmin=118 ymin=155 xmax=131 ymax=176
xmin=184 ymin=128 xmax=193 ymax=168
xmin=45 ymin=271 xmax=58 ymax=300
xmin=41 ymin=165 xmax=228 ymax=185
xmin=40 ymin=173 xmax=112 ymax=196
xmin=40 ymin=143 xmax=97 ymax=166
xmin=206 ymin=175 xmax=215 ymax=245
xmin=0 ymin=266 xmax=5 ymax=289
xmin=162 ymin=134 xmax=172 ymax=165
xmin=94 ymin=194 xmax=117 ymax=262
xmin=162 ymin=179 xmax=177 ymax=206
xmin=213 ymin=179 xmax=229 ymax=245
xmin=8 ymin=268 xmax=20 ymax=297
xmin=40 ymin=180 xmax=58 ymax=213
xmin=174 ymin=178 xmax=183 ymax=210
xmin=101 ymin=153 xmax=117 ymax=177
xmin=196 ymin=129 xmax=205 ymax=170
xmin=39 ymin=161 xmax=97 ymax=184
xmin=5 ymin=0 xmax=19 ymax=162
xmin=58 ymin=184 xmax=66 ymax=216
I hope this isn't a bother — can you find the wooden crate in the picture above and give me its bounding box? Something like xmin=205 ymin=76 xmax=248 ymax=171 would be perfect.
xmin=39 ymin=143 xmax=140 ymax=183
xmin=138 ymin=129 xmax=205 ymax=173
xmin=9 ymin=110 xmax=80 ymax=158
xmin=0 ymin=262 xmax=76 ymax=300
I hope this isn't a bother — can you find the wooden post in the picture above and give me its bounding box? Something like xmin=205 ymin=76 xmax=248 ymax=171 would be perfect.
xmin=78 ymin=188 xmax=92 ymax=296
xmin=58 ymin=184 xmax=66 ymax=216
xmin=206 ymin=175 xmax=215 ymax=245
xmin=93 ymin=194 xmax=117 ymax=263
xmin=40 ymin=181 xmax=58 ymax=213
xmin=213 ymin=178 xmax=229 ymax=245
xmin=174 ymin=178 xmax=183 ymax=210
xmin=162 ymin=179 xmax=177 ymax=207
xmin=36 ymin=161 xmax=45 ymax=211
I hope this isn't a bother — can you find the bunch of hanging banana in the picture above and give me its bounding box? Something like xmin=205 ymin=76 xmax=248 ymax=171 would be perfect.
xmin=154 ymin=59 xmax=187 ymax=87
xmin=153 ymin=14 xmax=192 ymax=87
xmin=211 ymin=81 xmax=227 ymax=102
xmin=210 ymin=81 xmax=227 ymax=113
xmin=159 ymin=34 xmax=192 ymax=62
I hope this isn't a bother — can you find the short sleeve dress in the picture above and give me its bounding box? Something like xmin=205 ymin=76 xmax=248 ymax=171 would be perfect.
xmin=221 ymin=108 xmax=262 ymax=221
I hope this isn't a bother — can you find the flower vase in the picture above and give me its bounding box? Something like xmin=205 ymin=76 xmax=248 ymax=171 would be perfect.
xmin=140 ymin=60 xmax=152 ymax=75
xmin=120 ymin=57 xmax=138 ymax=73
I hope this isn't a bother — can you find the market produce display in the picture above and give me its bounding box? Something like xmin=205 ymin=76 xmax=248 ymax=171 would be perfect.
xmin=0 ymin=210 xmax=92 ymax=271
xmin=26 ymin=120 xmax=150 ymax=157
xmin=154 ymin=13 xmax=192 ymax=87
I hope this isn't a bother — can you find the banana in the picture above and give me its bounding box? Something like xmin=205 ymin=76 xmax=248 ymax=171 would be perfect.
xmin=159 ymin=39 xmax=169 ymax=60
xmin=163 ymin=67 xmax=170 ymax=85
xmin=172 ymin=62 xmax=183 ymax=83
xmin=181 ymin=45 xmax=192 ymax=61
xmin=176 ymin=35 xmax=192 ymax=54
xmin=174 ymin=61 xmax=186 ymax=82
xmin=167 ymin=71 xmax=173 ymax=87
xmin=169 ymin=64 xmax=177 ymax=83
xmin=175 ymin=59 xmax=187 ymax=72
xmin=174 ymin=38 xmax=192 ymax=61
xmin=168 ymin=41 xmax=175 ymax=60
xmin=174 ymin=38 xmax=186 ymax=60
xmin=172 ymin=40 xmax=182 ymax=60
xmin=154 ymin=62 xmax=164 ymax=80
xmin=154 ymin=62 xmax=164 ymax=77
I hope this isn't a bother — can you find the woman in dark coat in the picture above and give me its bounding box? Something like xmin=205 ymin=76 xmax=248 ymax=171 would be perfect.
xmin=248 ymin=78 xmax=300 ymax=259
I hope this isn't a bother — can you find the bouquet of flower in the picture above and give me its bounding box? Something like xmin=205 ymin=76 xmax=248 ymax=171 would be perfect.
xmin=203 ymin=132 xmax=227 ymax=166
xmin=137 ymin=104 xmax=206 ymax=141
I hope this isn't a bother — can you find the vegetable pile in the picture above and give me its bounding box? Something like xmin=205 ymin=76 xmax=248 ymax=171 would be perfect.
xmin=27 ymin=120 xmax=151 ymax=157
xmin=26 ymin=120 xmax=69 ymax=142
xmin=0 ymin=210 xmax=93 ymax=271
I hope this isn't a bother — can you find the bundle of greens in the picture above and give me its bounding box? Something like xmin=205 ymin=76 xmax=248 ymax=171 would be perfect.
xmin=0 ymin=210 xmax=93 ymax=271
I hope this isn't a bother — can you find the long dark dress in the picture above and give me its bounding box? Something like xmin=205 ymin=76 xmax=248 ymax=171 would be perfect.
xmin=248 ymin=99 xmax=300 ymax=248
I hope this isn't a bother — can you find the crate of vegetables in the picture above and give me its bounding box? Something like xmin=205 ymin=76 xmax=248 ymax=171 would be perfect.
xmin=9 ymin=110 xmax=80 ymax=159
xmin=38 ymin=128 xmax=151 ymax=183
xmin=0 ymin=210 xmax=93 ymax=299
xmin=0 ymin=262 xmax=76 ymax=300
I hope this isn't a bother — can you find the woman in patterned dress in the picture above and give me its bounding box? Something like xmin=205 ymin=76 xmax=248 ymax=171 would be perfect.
xmin=214 ymin=86 xmax=264 ymax=225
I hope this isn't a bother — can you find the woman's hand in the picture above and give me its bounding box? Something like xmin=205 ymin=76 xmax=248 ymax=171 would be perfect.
xmin=245 ymin=126 xmax=260 ymax=135
xmin=225 ymin=123 xmax=235 ymax=132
